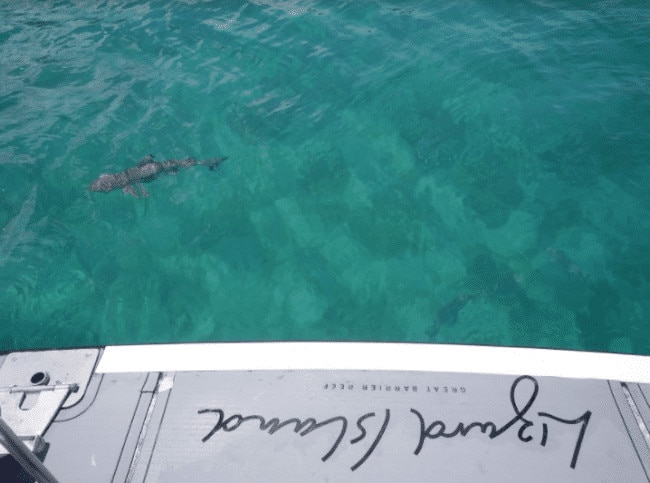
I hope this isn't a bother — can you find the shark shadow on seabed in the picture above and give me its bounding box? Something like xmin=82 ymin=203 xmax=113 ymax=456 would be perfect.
xmin=0 ymin=186 xmax=37 ymax=267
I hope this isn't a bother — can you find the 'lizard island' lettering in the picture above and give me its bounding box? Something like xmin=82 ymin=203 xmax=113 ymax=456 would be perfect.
xmin=198 ymin=376 xmax=591 ymax=472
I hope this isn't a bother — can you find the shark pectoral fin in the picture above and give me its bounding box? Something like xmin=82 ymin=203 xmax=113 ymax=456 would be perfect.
xmin=137 ymin=154 xmax=154 ymax=167
xmin=123 ymin=184 xmax=139 ymax=197
xmin=137 ymin=183 xmax=150 ymax=197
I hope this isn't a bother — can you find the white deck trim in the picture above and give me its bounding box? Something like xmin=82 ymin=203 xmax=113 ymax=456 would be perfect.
xmin=95 ymin=342 xmax=650 ymax=383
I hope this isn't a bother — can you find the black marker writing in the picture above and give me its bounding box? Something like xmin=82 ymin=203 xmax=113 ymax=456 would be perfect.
xmin=350 ymin=409 xmax=390 ymax=471
xmin=197 ymin=376 xmax=591 ymax=472
xmin=411 ymin=375 xmax=591 ymax=469
xmin=198 ymin=408 xmax=390 ymax=471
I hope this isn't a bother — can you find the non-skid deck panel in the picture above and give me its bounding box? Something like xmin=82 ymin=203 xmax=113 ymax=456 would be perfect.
xmin=44 ymin=372 xmax=153 ymax=481
xmin=0 ymin=345 xmax=648 ymax=482
xmin=129 ymin=371 xmax=650 ymax=481
xmin=40 ymin=368 xmax=650 ymax=482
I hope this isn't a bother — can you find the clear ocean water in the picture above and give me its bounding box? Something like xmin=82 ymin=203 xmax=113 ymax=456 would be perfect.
xmin=1 ymin=1 xmax=649 ymax=354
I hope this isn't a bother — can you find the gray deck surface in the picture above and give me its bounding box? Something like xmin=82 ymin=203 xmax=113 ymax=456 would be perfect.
xmin=1 ymin=348 xmax=649 ymax=481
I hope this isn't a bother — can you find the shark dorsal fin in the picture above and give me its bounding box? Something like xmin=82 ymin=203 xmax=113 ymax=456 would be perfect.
xmin=138 ymin=154 xmax=154 ymax=167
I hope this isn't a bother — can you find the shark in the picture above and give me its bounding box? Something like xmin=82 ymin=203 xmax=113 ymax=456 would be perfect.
xmin=0 ymin=186 xmax=37 ymax=267
xmin=88 ymin=155 xmax=227 ymax=197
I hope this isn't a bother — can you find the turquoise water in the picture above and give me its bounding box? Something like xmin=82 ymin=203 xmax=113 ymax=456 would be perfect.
xmin=1 ymin=1 xmax=649 ymax=354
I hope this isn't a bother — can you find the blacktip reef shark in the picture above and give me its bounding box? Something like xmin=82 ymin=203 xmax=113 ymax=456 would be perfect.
xmin=88 ymin=154 xmax=227 ymax=197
